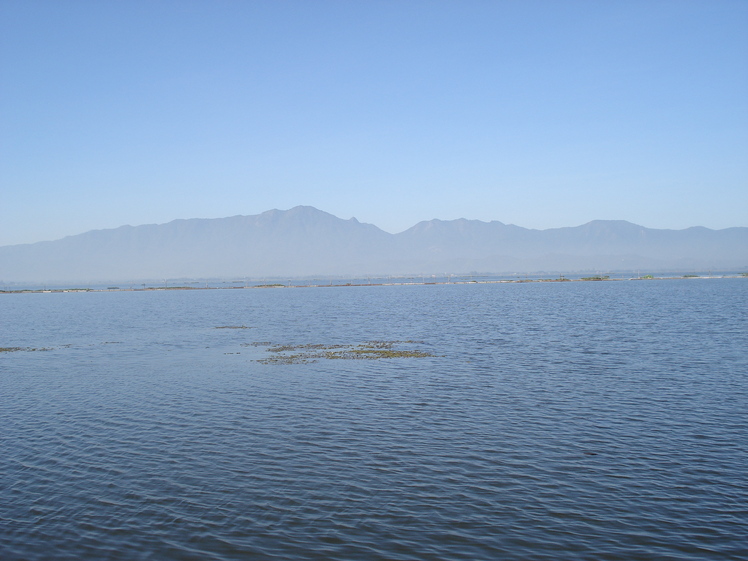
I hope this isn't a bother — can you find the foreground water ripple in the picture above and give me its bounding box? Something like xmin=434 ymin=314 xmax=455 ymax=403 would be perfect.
xmin=2 ymin=280 xmax=747 ymax=559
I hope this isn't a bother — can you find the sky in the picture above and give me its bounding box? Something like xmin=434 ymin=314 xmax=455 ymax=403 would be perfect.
xmin=1 ymin=0 xmax=747 ymax=246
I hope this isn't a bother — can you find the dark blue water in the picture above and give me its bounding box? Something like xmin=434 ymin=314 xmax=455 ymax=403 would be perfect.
xmin=2 ymin=279 xmax=747 ymax=560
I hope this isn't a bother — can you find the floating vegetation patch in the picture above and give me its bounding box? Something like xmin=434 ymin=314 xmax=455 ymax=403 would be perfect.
xmin=215 ymin=325 xmax=253 ymax=329
xmin=254 ymin=340 xmax=435 ymax=365
xmin=1 ymin=346 xmax=53 ymax=353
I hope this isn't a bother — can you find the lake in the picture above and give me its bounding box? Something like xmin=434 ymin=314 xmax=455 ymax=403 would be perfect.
xmin=1 ymin=279 xmax=746 ymax=560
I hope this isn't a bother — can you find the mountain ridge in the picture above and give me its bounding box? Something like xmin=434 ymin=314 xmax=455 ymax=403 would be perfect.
xmin=1 ymin=206 xmax=746 ymax=282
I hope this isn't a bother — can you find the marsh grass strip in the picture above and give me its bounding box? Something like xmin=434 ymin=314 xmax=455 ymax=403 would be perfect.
xmin=254 ymin=340 xmax=435 ymax=364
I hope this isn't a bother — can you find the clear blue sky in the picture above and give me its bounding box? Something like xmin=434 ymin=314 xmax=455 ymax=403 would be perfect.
xmin=1 ymin=0 xmax=746 ymax=245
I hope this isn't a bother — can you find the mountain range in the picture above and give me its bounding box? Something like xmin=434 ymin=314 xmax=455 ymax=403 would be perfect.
xmin=1 ymin=206 xmax=746 ymax=282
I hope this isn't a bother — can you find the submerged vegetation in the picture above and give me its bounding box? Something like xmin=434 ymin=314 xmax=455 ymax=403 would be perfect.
xmin=1 ymin=346 xmax=52 ymax=353
xmin=254 ymin=340 xmax=435 ymax=365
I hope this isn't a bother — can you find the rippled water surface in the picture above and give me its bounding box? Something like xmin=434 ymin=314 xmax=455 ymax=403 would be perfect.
xmin=2 ymin=280 xmax=747 ymax=560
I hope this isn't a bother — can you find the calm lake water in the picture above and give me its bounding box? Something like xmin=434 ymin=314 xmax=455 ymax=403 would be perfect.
xmin=2 ymin=279 xmax=747 ymax=560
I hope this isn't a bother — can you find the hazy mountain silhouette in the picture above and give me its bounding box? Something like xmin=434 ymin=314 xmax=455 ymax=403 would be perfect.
xmin=1 ymin=206 xmax=745 ymax=282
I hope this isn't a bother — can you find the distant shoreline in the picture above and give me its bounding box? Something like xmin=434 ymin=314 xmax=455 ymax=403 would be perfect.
xmin=2 ymin=274 xmax=745 ymax=294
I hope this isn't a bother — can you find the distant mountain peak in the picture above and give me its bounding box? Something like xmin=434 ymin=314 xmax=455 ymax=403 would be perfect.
xmin=1 ymin=207 xmax=745 ymax=282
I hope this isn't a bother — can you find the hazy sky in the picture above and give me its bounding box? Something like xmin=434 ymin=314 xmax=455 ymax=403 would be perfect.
xmin=1 ymin=0 xmax=746 ymax=245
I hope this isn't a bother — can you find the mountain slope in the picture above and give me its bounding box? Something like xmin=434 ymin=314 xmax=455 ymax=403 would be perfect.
xmin=1 ymin=207 xmax=745 ymax=282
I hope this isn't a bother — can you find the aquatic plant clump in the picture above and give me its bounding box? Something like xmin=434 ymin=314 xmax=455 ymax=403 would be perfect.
xmin=254 ymin=340 xmax=435 ymax=365
xmin=0 ymin=346 xmax=52 ymax=353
